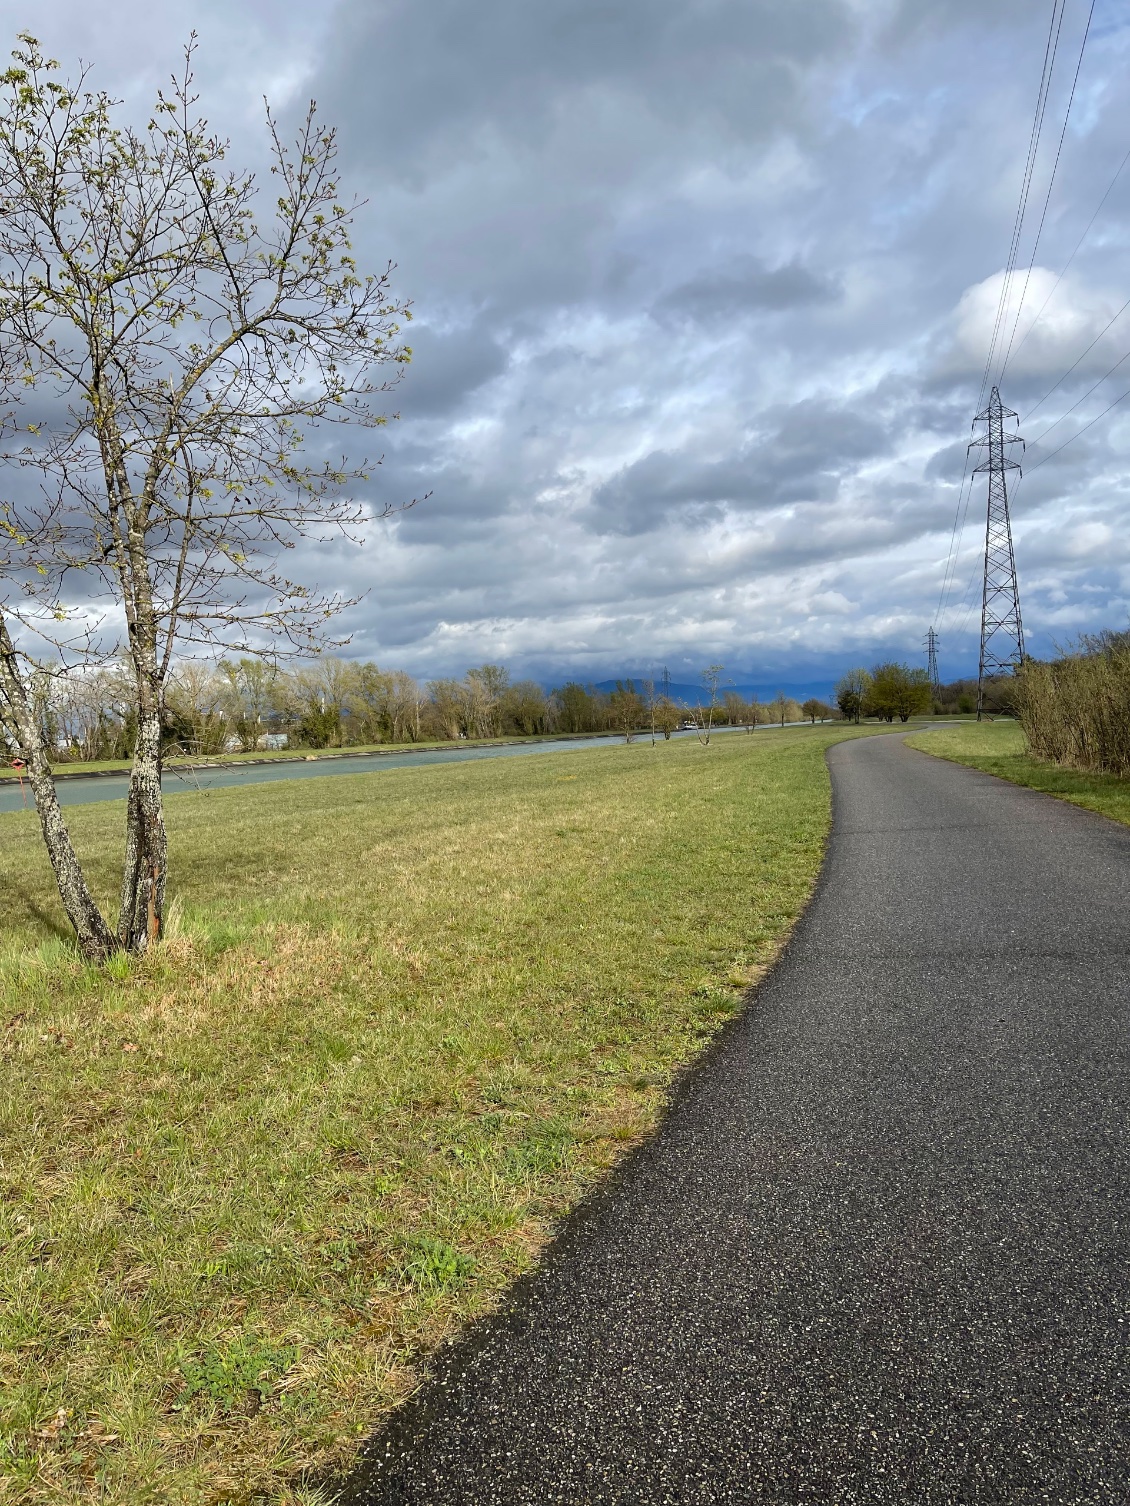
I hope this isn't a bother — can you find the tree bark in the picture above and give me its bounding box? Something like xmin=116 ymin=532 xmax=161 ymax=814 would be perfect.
xmin=117 ymin=701 xmax=167 ymax=953
xmin=0 ymin=614 xmax=118 ymax=960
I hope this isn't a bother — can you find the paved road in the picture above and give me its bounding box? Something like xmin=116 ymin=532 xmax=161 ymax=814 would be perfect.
xmin=343 ymin=732 xmax=1130 ymax=1504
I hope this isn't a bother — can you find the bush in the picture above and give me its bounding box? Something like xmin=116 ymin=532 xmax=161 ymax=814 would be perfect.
xmin=1015 ymin=633 xmax=1130 ymax=776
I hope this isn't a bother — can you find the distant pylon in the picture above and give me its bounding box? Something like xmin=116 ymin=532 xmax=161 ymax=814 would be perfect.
xmin=925 ymin=627 xmax=941 ymax=694
xmin=661 ymin=665 xmax=671 ymax=700
xmin=969 ymin=387 xmax=1025 ymax=721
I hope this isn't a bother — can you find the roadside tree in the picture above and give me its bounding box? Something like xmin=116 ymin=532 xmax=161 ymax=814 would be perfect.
xmin=426 ymin=679 xmax=466 ymax=741
xmin=835 ymin=668 xmax=869 ymax=724
xmin=801 ymin=698 xmax=833 ymax=724
xmin=654 ymin=695 xmax=679 ymax=740
xmin=219 ymin=657 xmax=277 ymax=751
xmin=692 ymin=664 xmax=724 ymax=745
xmin=462 ymin=664 xmax=509 ymax=739
xmin=501 ymin=679 xmax=548 ymax=736
xmin=378 ymin=668 xmax=423 ymax=743
xmin=863 ymin=662 xmax=931 ymax=723
xmin=609 ymin=679 xmax=644 ymax=742
xmin=164 ymin=663 xmax=228 ymax=754
xmin=0 ymin=38 xmax=413 ymax=955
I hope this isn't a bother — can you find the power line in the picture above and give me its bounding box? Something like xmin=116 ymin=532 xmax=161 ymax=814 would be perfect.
xmin=999 ymin=0 xmax=1096 ymax=384
xmin=932 ymin=455 xmax=973 ymax=627
xmin=934 ymin=0 xmax=1068 ymax=632
xmin=1005 ymin=136 xmax=1130 ymax=376
xmin=1024 ymin=381 xmax=1130 ymax=475
xmin=1022 ymin=294 xmax=1130 ymax=422
xmin=1027 ymin=342 xmax=1130 ymax=450
xmin=937 ymin=1 xmax=1106 ymax=640
xmin=978 ymin=0 xmax=1068 ymax=412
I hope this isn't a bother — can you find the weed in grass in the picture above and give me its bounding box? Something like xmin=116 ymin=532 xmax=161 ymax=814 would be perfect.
xmin=401 ymin=1237 xmax=475 ymax=1293
xmin=176 ymin=1336 xmax=298 ymax=1413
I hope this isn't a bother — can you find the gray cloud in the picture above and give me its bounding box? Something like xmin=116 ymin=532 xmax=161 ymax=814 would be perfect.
xmin=589 ymin=399 xmax=889 ymax=535
xmin=322 ymin=0 xmax=855 ymax=176
xmin=393 ymin=322 xmax=510 ymax=418
xmin=654 ymin=256 xmax=837 ymax=326
xmin=7 ymin=0 xmax=1130 ymax=688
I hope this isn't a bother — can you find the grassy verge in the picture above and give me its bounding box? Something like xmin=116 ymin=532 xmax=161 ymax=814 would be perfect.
xmin=2 ymin=726 xmax=876 ymax=1504
xmin=0 ymin=731 xmax=619 ymax=782
xmin=906 ymin=721 xmax=1130 ymax=826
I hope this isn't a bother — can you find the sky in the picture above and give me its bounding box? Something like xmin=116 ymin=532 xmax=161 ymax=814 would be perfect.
xmin=7 ymin=0 xmax=1130 ymax=689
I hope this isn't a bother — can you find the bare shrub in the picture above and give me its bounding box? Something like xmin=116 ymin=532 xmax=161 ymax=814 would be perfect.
xmin=1016 ymin=633 xmax=1130 ymax=776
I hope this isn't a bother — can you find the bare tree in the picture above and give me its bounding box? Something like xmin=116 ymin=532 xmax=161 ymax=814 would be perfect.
xmin=463 ymin=664 xmax=509 ymax=739
xmin=691 ymin=664 xmax=724 ymax=746
xmin=835 ymin=668 xmax=869 ymax=724
xmin=427 ymin=678 xmax=465 ymax=741
xmin=0 ymin=37 xmax=415 ymax=956
xmin=165 ymin=661 xmax=228 ymax=754
xmin=385 ymin=669 xmax=422 ymax=743
xmin=219 ymin=656 xmax=277 ymax=750
xmin=653 ymin=694 xmax=679 ymax=740
xmin=609 ymin=679 xmax=644 ymax=743
xmin=641 ymin=677 xmax=657 ymax=745
xmin=502 ymin=679 xmax=548 ymax=736
xmin=53 ymin=664 xmax=132 ymax=760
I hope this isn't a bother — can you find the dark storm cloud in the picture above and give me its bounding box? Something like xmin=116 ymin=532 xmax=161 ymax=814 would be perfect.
xmin=392 ymin=322 xmax=510 ymax=419
xmin=654 ymin=256 xmax=838 ymax=326
xmin=589 ymin=399 xmax=889 ymax=535
xmin=321 ymin=0 xmax=854 ymax=174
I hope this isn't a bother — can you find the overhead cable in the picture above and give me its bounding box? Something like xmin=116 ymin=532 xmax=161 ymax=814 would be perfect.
xmin=1026 ymin=343 xmax=1130 ymax=449
xmin=977 ymin=0 xmax=1067 ymax=412
xmin=932 ymin=455 xmax=973 ymax=627
xmin=935 ymin=0 xmax=1068 ymax=633
xmin=999 ymin=0 xmax=1097 ymax=384
xmin=1025 ymin=383 xmax=1130 ymax=475
xmin=1021 ymin=293 xmax=1130 ymax=422
xmin=1006 ymin=137 xmax=1130 ymax=377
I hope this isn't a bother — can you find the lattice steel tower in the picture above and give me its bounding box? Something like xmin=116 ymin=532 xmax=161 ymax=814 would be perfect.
xmin=924 ymin=627 xmax=941 ymax=695
xmin=969 ymin=387 xmax=1025 ymax=720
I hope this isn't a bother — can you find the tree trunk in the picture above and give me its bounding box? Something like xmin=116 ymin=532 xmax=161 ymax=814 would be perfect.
xmin=0 ymin=615 xmax=118 ymax=960
xmin=118 ymin=702 xmax=167 ymax=953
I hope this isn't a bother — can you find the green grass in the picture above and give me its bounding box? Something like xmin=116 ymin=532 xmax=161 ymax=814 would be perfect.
xmin=1 ymin=726 xmax=885 ymax=1504
xmin=906 ymin=720 xmax=1130 ymax=826
xmin=0 ymin=730 xmax=610 ymax=782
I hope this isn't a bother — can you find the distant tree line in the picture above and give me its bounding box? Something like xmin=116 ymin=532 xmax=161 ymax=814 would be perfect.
xmin=1 ymin=660 xmax=846 ymax=764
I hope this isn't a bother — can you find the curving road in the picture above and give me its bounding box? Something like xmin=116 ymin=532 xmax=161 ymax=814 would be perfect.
xmin=343 ymin=731 xmax=1130 ymax=1504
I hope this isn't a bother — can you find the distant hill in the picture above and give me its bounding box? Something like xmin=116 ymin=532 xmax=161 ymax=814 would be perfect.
xmin=586 ymin=678 xmax=838 ymax=707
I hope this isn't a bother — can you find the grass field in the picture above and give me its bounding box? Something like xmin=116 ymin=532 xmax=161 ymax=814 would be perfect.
xmin=907 ymin=720 xmax=1130 ymax=827
xmin=2 ymin=726 xmax=882 ymax=1504
xmin=0 ymin=731 xmax=609 ymax=782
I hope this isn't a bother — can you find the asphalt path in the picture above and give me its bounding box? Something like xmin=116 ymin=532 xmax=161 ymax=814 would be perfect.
xmin=0 ymin=723 xmax=779 ymax=816
xmin=343 ymin=731 xmax=1130 ymax=1504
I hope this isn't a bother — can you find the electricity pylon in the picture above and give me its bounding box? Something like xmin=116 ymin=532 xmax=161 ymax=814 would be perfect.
xmin=969 ymin=387 xmax=1025 ymax=721
xmin=925 ymin=627 xmax=941 ymax=695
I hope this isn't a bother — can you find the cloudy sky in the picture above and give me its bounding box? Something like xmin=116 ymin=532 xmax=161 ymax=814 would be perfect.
xmin=11 ymin=0 xmax=1130 ymax=688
